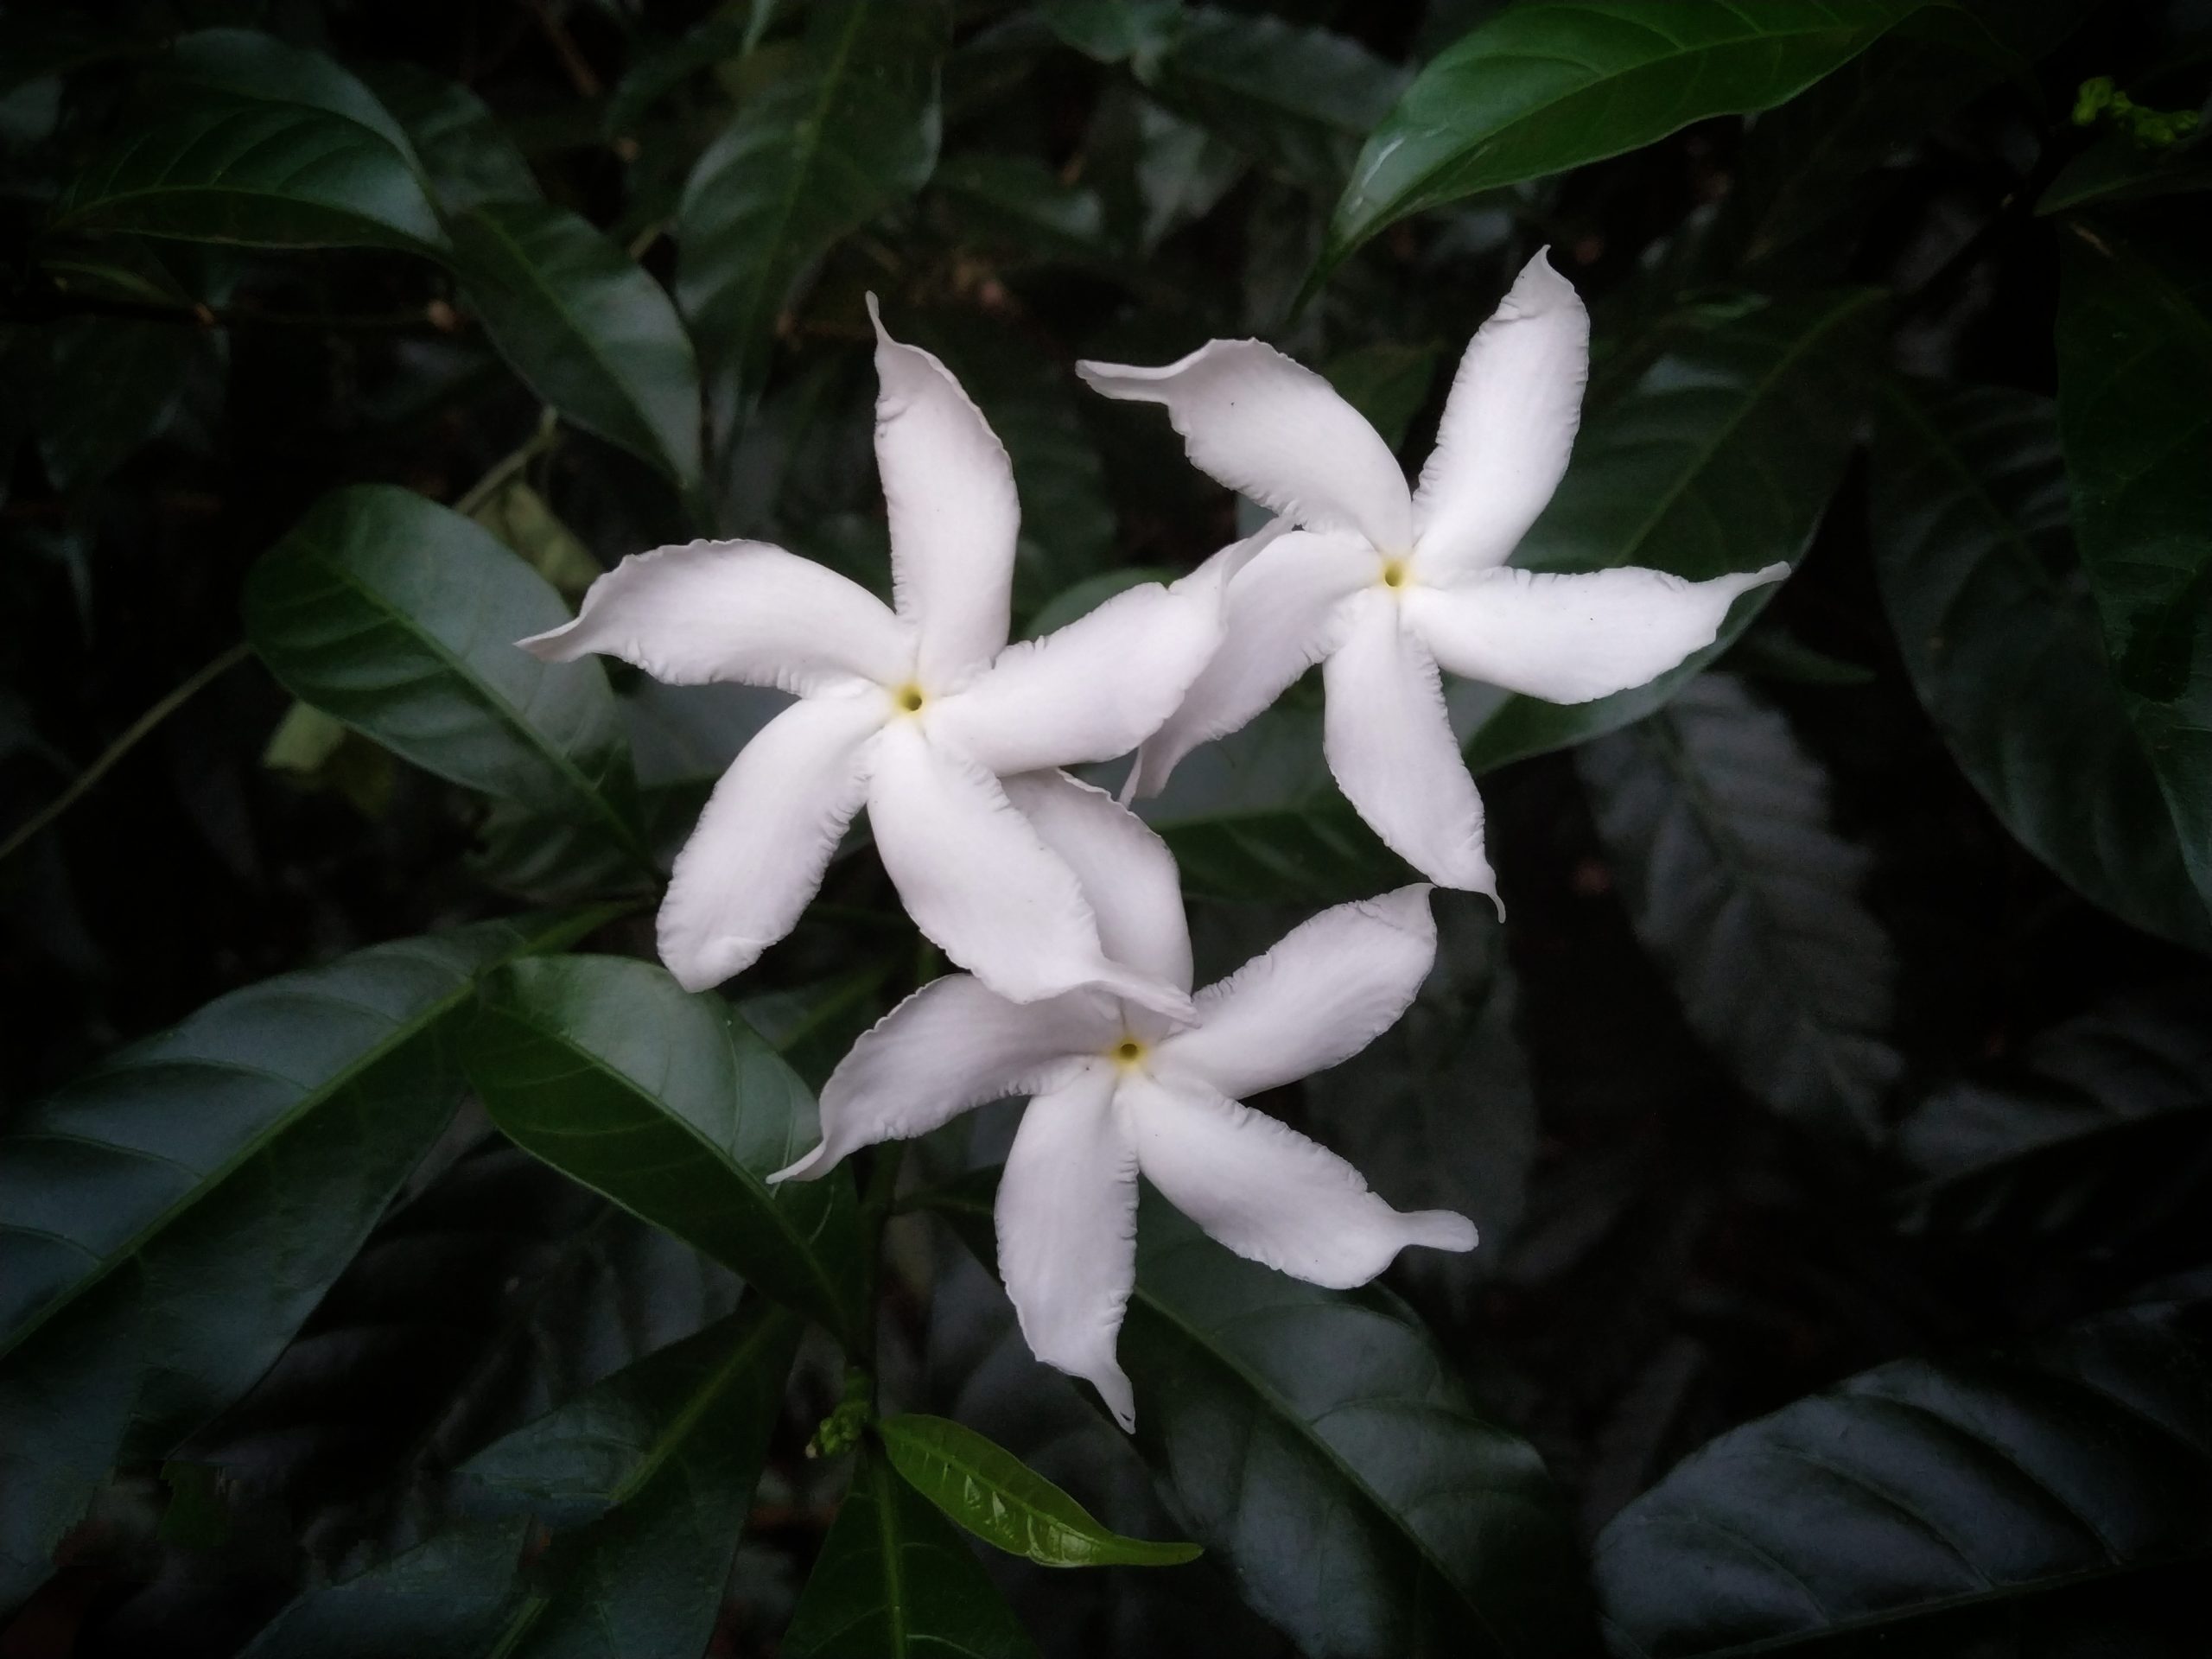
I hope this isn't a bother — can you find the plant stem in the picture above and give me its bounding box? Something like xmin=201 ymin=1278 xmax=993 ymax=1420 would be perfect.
xmin=455 ymin=408 xmax=562 ymax=517
xmin=0 ymin=642 xmax=254 ymax=863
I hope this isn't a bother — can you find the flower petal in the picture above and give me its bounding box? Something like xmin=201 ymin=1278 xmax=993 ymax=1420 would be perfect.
xmin=1002 ymin=770 xmax=1192 ymax=1000
xmin=770 ymin=976 xmax=1110 ymax=1183
xmin=1407 ymin=563 xmax=1789 ymax=703
xmin=997 ymin=1061 xmax=1139 ymax=1429
xmin=1322 ymin=590 xmax=1497 ymax=895
xmin=518 ymin=538 xmax=912 ymax=695
xmin=658 ymin=690 xmax=883 ymax=992
xmin=925 ymin=577 xmax=1223 ymax=774
xmin=869 ymin=296 xmax=1021 ymax=689
xmin=868 ymin=721 xmax=1192 ymax=1017
xmin=1120 ymin=1073 xmax=1475 ymax=1290
xmin=1077 ymin=340 xmax=1413 ymax=551
xmin=1126 ymin=529 xmax=1370 ymax=798
xmin=1411 ymin=249 xmax=1591 ymax=581
xmin=1157 ymin=884 xmax=1435 ymax=1102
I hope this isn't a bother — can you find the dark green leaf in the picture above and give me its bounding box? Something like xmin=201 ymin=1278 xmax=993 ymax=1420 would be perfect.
xmin=360 ymin=64 xmax=539 ymax=213
xmin=933 ymin=154 xmax=1111 ymax=264
xmin=1725 ymin=624 xmax=1875 ymax=687
xmin=1870 ymin=379 xmax=2212 ymax=952
xmin=2056 ymin=224 xmax=2212 ymax=913
xmin=675 ymin=0 xmax=948 ymax=387
xmin=1579 ymin=675 xmax=1902 ymax=1143
xmin=2039 ymin=130 xmax=2212 ymax=216
xmin=1321 ymin=340 xmax=1443 ymax=453
xmin=878 ymin=1413 xmax=1200 ymax=1567
xmin=1022 ymin=568 xmax=1171 ymax=639
xmin=785 ymin=1446 xmax=1039 ymax=1659
xmin=1592 ymin=1290 xmax=2212 ymax=1656
xmin=244 ymin=485 xmax=650 ymax=873
xmin=461 ymin=954 xmax=865 ymax=1339
xmin=35 ymin=317 xmax=221 ymax=493
xmin=51 ymin=29 xmax=447 ymax=256
xmin=1039 ymin=0 xmax=1185 ymax=74
xmin=451 ymin=200 xmax=702 ymax=488
xmin=737 ymin=969 xmax=893 ymax=1089
xmin=0 ymin=912 xmax=608 ymax=1612
xmin=1325 ymin=0 xmax=1937 ymax=269
xmin=1462 ymin=289 xmax=1883 ymax=772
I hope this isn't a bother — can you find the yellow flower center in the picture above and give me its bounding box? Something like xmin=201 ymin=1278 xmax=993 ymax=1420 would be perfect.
xmin=1379 ymin=556 xmax=1410 ymax=589
xmin=890 ymin=683 xmax=926 ymax=715
xmin=1110 ymin=1037 xmax=1147 ymax=1070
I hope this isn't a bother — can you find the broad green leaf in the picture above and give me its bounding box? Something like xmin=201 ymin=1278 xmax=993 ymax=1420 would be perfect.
xmin=451 ymin=200 xmax=702 ymax=488
xmin=878 ymin=1413 xmax=1200 ymax=1567
xmin=676 ymin=0 xmax=948 ymax=388
xmin=1325 ymin=1 xmax=1938 ymax=270
xmin=360 ymin=63 xmax=539 ymax=213
xmin=1869 ymin=379 xmax=2212 ymax=952
xmin=1579 ymin=675 xmax=1902 ymax=1143
xmin=50 ymin=29 xmax=447 ymax=256
xmin=461 ymin=954 xmax=864 ymax=1339
xmin=0 ymin=912 xmax=608 ymax=1613
xmin=737 ymin=969 xmax=893 ymax=1088
xmin=2056 ymin=224 xmax=2212 ymax=913
xmin=244 ymin=485 xmax=650 ymax=874
xmin=1897 ymin=982 xmax=2212 ymax=1255
xmin=1592 ymin=1290 xmax=2212 ymax=1655
xmin=785 ymin=1446 xmax=1039 ymax=1659
xmin=931 ymin=1186 xmax=1586 ymax=1659
xmin=472 ymin=480 xmax=603 ymax=599
xmin=1461 ymin=289 xmax=1883 ymax=772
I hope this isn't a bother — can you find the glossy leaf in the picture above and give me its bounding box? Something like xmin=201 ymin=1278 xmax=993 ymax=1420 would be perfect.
xmin=0 ymin=912 xmax=607 ymax=1613
xmin=451 ymin=200 xmax=702 ymax=488
xmin=1592 ymin=1290 xmax=2212 ymax=1656
xmin=1580 ymin=675 xmax=1902 ymax=1142
xmin=461 ymin=954 xmax=864 ymax=1339
xmin=244 ymin=485 xmax=650 ymax=873
xmin=1325 ymin=1 xmax=1938 ymax=268
xmin=785 ymin=1446 xmax=1039 ymax=1659
xmin=1870 ymin=379 xmax=2212 ymax=951
xmin=879 ymin=1413 xmax=1201 ymax=1567
xmin=1461 ymin=289 xmax=1882 ymax=772
xmin=2056 ymin=225 xmax=2212 ymax=914
xmin=50 ymin=29 xmax=447 ymax=256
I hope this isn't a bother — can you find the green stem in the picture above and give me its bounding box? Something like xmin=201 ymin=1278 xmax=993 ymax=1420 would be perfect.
xmin=0 ymin=642 xmax=254 ymax=863
xmin=455 ymin=408 xmax=562 ymax=517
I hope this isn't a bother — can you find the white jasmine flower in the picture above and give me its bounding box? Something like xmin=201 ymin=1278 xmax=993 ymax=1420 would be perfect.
xmin=1079 ymin=250 xmax=1788 ymax=901
xmin=771 ymin=769 xmax=1476 ymax=1428
xmin=523 ymin=300 xmax=1220 ymax=1012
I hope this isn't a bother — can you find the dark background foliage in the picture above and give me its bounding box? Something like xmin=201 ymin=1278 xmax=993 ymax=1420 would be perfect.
xmin=3 ymin=1 xmax=2209 ymax=1656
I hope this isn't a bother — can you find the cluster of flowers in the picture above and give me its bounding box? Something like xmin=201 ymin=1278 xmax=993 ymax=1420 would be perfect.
xmin=523 ymin=253 xmax=1783 ymax=1429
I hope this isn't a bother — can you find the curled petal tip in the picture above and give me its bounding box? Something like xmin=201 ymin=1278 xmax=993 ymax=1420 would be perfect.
xmin=1407 ymin=1209 xmax=1478 ymax=1254
xmin=514 ymin=620 xmax=577 ymax=659
xmin=1095 ymin=1367 xmax=1136 ymax=1433
xmin=767 ymin=1144 xmax=831 ymax=1185
xmin=863 ymin=290 xmax=885 ymax=334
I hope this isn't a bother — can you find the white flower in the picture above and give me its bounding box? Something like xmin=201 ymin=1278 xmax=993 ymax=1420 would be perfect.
xmin=771 ymin=769 xmax=1476 ymax=1428
xmin=1078 ymin=250 xmax=1788 ymax=900
xmin=522 ymin=298 xmax=1221 ymax=1012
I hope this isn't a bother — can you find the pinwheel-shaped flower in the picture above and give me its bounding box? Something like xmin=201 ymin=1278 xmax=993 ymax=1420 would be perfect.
xmin=772 ymin=770 xmax=1475 ymax=1427
xmin=1080 ymin=251 xmax=1787 ymax=900
xmin=524 ymin=300 xmax=1220 ymax=1011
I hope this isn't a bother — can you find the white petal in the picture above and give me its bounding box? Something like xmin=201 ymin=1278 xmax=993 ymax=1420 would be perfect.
xmin=518 ymin=539 xmax=912 ymax=695
xmin=1120 ymin=1073 xmax=1475 ymax=1290
xmin=1157 ymin=884 xmax=1435 ymax=1101
xmin=657 ymin=690 xmax=883 ymax=992
xmin=868 ymin=721 xmax=1191 ymax=1017
xmin=1126 ymin=529 xmax=1370 ymax=798
xmin=770 ymin=976 xmax=1111 ymax=1183
xmin=1001 ymin=771 xmax=1192 ymax=1000
xmin=1077 ymin=340 xmax=1413 ymax=551
xmin=1407 ymin=563 xmax=1789 ymax=703
xmin=869 ymin=296 xmax=1021 ymax=689
xmin=1411 ymin=250 xmax=1591 ymax=581
xmin=925 ymin=578 xmax=1224 ymax=774
xmin=997 ymin=1062 xmax=1140 ymax=1429
xmin=1322 ymin=590 xmax=1497 ymax=895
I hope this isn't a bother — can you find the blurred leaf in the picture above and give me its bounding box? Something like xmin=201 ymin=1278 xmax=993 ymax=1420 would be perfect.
xmin=461 ymin=954 xmax=865 ymax=1339
xmin=244 ymin=485 xmax=650 ymax=873
xmin=1579 ymin=675 xmax=1902 ymax=1143
xmin=0 ymin=912 xmax=608 ymax=1613
xmin=2056 ymin=224 xmax=2212 ymax=914
xmin=933 ymin=154 xmax=1110 ymax=264
xmin=262 ymin=701 xmax=397 ymax=817
xmin=471 ymin=480 xmax=603 ymax=600
xmin=1725 ymin=624 xmax=1875 ymax=687
xmin=1592 ymin=1289 xmax=2212 ymax=1656
xmin=736 ymin=969 xmax=893 ymax=1088
xmin=361 ymin=64 xmax=539 ymax=213
xmin=784 ymin=1446 xmax=1039 ymax=1658
xmin=1325 ymin=1 xmax=1939 ymax=270
xmin=35 ymin=316 xmax=220 ymax=493
xmin=877 ymin=1413 xmax=1200 ymax=1567
xmin=50 ymin=29 xmax=447 ymax=256
xmin=242 ymin=1518 xmax=534 ymax=1658
xmin=1039 ymin=0 xmax=1185 ymax=74
xmin=452 ymin=200 xmax=702 ymax=488
xmin=1463 ymin=289 xmax=1883 ymax=772
xmin=1320 ymin=340 xmax=1443 ymax=452
xmin=1130 ymin=96 xmax=1247 ymax=248
xmin=676 ymin=0 xmax=948 ymax=390
xmin=604 ymin=3 xmax=761 ymax=138
xmin=2041 ymin=128 xmax=2212 ymax=214
xmin=1870 ymin=379 xmax=2212 ymax=952
xmin=1022 ymin=568 xmax=1170 ymax=639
